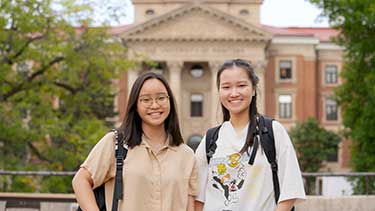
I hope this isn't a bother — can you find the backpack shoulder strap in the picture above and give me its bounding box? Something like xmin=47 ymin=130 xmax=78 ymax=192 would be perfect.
xmin=258 ymin=116 xmax=280 ymax=204
xmin=205 ymin=125 xmax=222 ymax=164
xmin=259 ymin=116 xmax=276 ymax=163
xmin=111 ymin=129 xmax=128 ymax=211
xmin=259 ymin=117 xmax=295 ymax=210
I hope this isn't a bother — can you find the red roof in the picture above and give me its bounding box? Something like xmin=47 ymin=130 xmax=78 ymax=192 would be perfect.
xmin=262 ymin=25 xmax=340 ymax=42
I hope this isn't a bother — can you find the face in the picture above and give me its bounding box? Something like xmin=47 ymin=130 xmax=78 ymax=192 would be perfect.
xmin=219 ymin=66 xmax=254 ymax=117
xmin=137 ymin=78 xmax=170 ymax=128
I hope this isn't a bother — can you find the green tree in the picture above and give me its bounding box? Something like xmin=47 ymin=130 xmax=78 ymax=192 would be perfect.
xmin=290 ymin=118 xmax=341 ymax=194
xmin=0 ymin=0 xmax=132 ymax=192
xmin=309 ymin=0 xmax=375 ymax=193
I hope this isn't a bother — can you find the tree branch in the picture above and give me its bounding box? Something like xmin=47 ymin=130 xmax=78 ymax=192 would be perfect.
xmin=1 ymin=56 xmax=64 ymax=102
xmin=27 ymin=141 xmax=52 ymax=163
xmin=28 ymin=56 xmax=64 ymax=82
xmin=11 ymin=34 xmax=46 ymax=60
xmin=53 ymin=81 xmax=77 ymax=94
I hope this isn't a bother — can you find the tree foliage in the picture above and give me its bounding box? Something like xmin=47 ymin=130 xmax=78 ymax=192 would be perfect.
xmin=290 ymin=118 xmax=341 ymax=172
xmin=290 ymin=118 xmax=341 ymax=194
xmin=0 ymin=0 xmax=132 ymax=192
xmin=309 ymin=0 xmax=375 ymax=193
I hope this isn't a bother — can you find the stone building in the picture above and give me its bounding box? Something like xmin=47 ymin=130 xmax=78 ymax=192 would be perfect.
xmin=112 ymin=0 xmax=349 ymax=171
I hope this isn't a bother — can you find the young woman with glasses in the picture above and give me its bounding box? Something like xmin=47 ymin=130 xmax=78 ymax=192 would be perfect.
xmin=194 ymin=59 xmax=305 ymax=211
xmin=73 ymin=71 xmax=197 ymax=211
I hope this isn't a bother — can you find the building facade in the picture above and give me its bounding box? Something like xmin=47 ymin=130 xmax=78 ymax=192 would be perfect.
xmin=113 ymin=0 xmax=349 ymax=170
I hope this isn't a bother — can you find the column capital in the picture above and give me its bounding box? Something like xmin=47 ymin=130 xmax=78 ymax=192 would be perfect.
xmin=254 ymin=60 xmax=267 ymax=71
xmin=209 ymin=60 xmax=223 ymax=73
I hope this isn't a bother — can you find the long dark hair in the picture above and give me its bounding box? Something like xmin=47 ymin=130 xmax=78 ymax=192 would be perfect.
xmin=216 ymin=59 xmax=260 ymax=153
xmin=119 ymin=71 xmax=183 ymax=148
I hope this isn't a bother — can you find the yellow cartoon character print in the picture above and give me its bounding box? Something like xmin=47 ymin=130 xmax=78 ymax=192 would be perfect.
xmin=228 ymin=153 xmax=241 ymax=168
xmin=211 ymin=153 xmax=247 ymax=206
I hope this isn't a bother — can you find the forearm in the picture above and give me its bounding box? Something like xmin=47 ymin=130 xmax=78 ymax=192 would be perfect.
xmin=72 ymin=168 xmax=100 ymax=211
xmin=187 ymin=195 xmax=195 ymax=211
xmin=275 ymin=198 xmax=296 ymax=211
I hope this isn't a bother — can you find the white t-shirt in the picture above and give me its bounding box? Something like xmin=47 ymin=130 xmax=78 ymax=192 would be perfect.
xmin=195 ymin=120 xmax=306 ymax=211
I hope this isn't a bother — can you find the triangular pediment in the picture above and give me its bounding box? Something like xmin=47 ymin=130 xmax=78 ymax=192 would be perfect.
xmin=120 ymin=3 xmax=271 ymax=42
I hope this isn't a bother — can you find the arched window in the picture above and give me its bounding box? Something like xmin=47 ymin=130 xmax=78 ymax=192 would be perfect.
xmin=187 ymin=135 xmax=202 ymax=152
xmin=190 ymin=64 xmax=204 ymax=78
xmin=239 ymin=9 xmax=249 ymax=16
xmin=145 ymin=9 xmax=155 ymax=16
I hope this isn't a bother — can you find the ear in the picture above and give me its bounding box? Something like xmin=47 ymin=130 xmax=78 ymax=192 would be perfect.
xmin=252 ymin=90 xmax=255 ymax=97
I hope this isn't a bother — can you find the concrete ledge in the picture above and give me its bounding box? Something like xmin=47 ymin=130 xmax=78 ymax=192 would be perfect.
xmin=295 ymin=195 xmax=375 ymax=211
xmin=1 ymin=194 xmax=375 ymax=211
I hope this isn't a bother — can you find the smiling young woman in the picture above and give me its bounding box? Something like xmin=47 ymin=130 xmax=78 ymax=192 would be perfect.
xmin=73 ymin=71 xmax=197 ymax=211
xmin=194 ymin=59 xmax=306 ymax=211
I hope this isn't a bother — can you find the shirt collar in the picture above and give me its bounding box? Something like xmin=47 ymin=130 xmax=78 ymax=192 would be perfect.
xmin=141 ymin=133 xmax=178 ymax=152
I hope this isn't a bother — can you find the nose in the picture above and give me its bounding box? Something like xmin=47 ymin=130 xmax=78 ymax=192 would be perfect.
xmin=149 ymin=99 xmax=160 ymax=108
xmin=230 ymin=87 xmax=239 ymax=97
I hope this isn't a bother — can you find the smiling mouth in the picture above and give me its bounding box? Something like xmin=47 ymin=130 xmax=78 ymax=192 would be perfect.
xmin=228 ymin=99 xmax=243 ymax=103
xmin=148 ymin=112 xmax=163 ymax=117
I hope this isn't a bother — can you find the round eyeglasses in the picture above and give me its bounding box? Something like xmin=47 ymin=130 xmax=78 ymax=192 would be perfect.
xmin=139 ymin=94 xmax=170 ymax=107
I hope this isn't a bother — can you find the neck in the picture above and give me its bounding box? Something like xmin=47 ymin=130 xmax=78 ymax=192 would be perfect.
xmin=142 ymin=123 xmax=167 ymax=144
xmin=230 ymin=110 xmax=250 ymax=131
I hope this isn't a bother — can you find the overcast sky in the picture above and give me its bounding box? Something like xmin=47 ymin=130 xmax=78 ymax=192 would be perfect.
xmin=261 ymin=0 xmax=329 ymax=27
xmin=97 ymin=0 xmax=329 ymax=27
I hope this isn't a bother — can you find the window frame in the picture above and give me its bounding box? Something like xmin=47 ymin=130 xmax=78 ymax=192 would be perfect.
xmin=325 ymin=97 xmax=338 ymax=121
xmin=278 ymin=94 xmax=293 ymax=119
xmin=190 ymin=93 xmax=204 ymax=117
xmin=324 ymin=64 xmax=338 ymax=84
xmin=275 ymin=57 xmax=297 ymax=83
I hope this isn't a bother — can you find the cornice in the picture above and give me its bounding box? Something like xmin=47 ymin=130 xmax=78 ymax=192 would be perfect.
xmin=124 ymin=37 xmax=269 ymax=42
xmin=271 ymin=36 xmax=320 ymax=45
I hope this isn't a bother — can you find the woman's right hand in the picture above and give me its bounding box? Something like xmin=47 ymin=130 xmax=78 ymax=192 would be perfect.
xmin=72 ymin=168 xmax=100 ymax=211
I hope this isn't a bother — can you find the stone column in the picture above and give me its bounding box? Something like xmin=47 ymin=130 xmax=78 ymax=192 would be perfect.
xmin=209 ymin=61 xmax=222 ymax=126
xmin=254 ymin=60 xmax=267 ymax=114
xmin=167 ymin=61 xmax=183 ymax=117
xmin=127 ymin=69 xmax=139 ymax=97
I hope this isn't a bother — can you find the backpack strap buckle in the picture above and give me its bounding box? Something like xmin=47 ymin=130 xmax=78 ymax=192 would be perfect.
xmin=271 ymin=161 xmax=278 ymax=172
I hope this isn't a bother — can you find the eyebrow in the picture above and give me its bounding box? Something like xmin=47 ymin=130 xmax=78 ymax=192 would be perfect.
xmin=220 ymin=80 xmax=249 ymax=85
xmin=139 ymin=92 xmax=168 ymax=97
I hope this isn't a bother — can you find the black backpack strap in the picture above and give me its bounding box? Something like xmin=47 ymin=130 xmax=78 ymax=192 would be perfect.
xmin=205 ymin=125 xmax=221 ymax=164
xmin=111 ymin=129 xmax=128 ymax=211
xmin=258 ymin=116 xmax=280 ymax=204
xmin=248 ymin=125 xmax=259 ymax=165
xmin=258 ymin=116 xmax=295 ymax=211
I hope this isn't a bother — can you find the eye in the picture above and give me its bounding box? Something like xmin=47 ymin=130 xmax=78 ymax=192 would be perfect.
xmin=141 ymin=98 xmax=151 ymax=103
xmin=157 ymin=96 xmax=167 ymax=102
xmin=221 ymin=86 xmax=230 ymax=89
xmin=239 ymin=84 xmax=248 ymax=87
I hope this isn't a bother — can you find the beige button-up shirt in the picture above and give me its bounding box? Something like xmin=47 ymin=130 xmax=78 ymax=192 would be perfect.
xmin=81 ymin=132 xmax=197 ymax=211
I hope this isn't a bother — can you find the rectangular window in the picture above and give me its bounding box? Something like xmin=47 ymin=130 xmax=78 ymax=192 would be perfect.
xmin=191 ymin=94 xmax=203 ymax=117
xmin=326 ymin=98 xmax=338 ymax=121
xmin=325 ymin=65 xmax=338 ymax=84
xmin=327 ymin=144 xmax=338 ymax=162
xmin=278 ymin=95 xmax=292 ymax=119
xmin=279 ymin=60 xmax=292 ymax=80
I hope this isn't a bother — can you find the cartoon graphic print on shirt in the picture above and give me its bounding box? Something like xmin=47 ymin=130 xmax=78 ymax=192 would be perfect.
xmin=210 ymin=153 xmax=247 ymax=207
